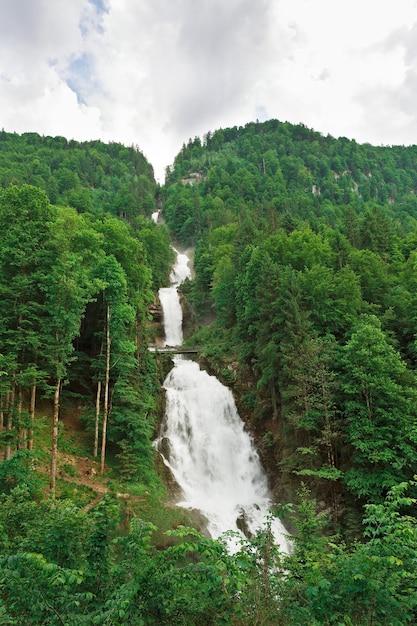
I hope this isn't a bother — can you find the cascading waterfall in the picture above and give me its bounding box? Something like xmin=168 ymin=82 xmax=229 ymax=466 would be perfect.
xmin=156 ymin=249 xmax=289 ymax=553
xmin=158 ymin=251 xmax=190 ymax=347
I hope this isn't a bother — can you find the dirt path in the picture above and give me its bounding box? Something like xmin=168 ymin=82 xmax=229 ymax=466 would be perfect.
xmin=57 ymin=411 xmax=147 ymax=513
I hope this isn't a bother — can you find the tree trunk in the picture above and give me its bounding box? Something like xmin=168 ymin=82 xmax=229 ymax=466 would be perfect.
xmin=100 ymin=305 xmax=111 ymax=475
xmin=0 ymin=393 xmax=4 ymax=459
xmin=17 ymin=385 xmax=24 ymax=450
xmin=50 ymin=378 xmax=61 ymax=496
xmin=94 ymin=379 xmax=101 ymax=459
xmin=271 ymin=383 xmax=278 ymax=420
xmin=27 ymin=383 xmax=36 ymax=451
xmin=5 ymin=385 xmax=15 ymax=461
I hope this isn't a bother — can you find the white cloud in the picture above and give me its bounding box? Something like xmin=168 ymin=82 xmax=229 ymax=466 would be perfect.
xmin=1 ymin=0 xmax=417 ymax=181
xmin=0 ymin=0 xmax=104 ymax=141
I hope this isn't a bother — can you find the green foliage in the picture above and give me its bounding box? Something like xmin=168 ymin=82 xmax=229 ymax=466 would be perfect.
xmin=2 ymin=480 xmax=417 ymax=624
xmin=0 ymin=131 xmax=157 ymax=218
xmin=164 ymin=117 xmax=417 ymax=524
xmin=0 ymin=552 xmax=86 ymax=625
xmin=3 ymin=120 xmax=417 ymax=624
xmin=341 ymin=315 xmax=417 ymax=499
xmin=0 ymin=451 xmax=43 ymax=496
xmin=133 ymin=217 xmax=175 ymax=289
xmin=274 ymin=483 xmax=417 ymax=625
xmin=0 ymin=138 xmax=168 ymax=496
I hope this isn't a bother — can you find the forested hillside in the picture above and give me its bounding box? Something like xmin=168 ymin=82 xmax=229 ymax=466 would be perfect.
xmin=163 ymin=119 xmax=417 ymax=520
xmin=2 ymin=125 xmax=417 ymax=624
xmin=0 ymin=131 xmax=176 ymax=479
xmin=0 ymin=130 xmax=156 ymax=219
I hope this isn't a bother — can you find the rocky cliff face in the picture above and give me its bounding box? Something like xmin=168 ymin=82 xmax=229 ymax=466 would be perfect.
xmin=148 ymin=299 xmax=165 ymax=348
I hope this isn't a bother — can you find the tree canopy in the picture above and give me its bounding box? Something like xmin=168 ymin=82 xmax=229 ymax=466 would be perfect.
xmin=3 ymin=121 xmax=417 ymax=623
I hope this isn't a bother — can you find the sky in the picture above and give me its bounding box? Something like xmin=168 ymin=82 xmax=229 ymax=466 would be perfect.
xmin=1 ymin=0 xmax=417 ymax=182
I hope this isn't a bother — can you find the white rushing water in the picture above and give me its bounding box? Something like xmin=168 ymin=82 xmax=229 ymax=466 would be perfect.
xmin=156 ymin=249 xmax=289 ymax=552
xmin=158 ymin=250 xmax=191 ymax=347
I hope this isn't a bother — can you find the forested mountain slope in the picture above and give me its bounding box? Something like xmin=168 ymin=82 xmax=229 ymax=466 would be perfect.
xmin=2 ymin=124 xmax=417 ymax=624
xmin=162 ymin=119 xmax=417 ymax=518
xmin=0 ymin=132 xmax=175 ymax=494
xmin=164 ymin=118 xmax=417 ymax=243
xmin=0 ymin=130 xmax=156 ymax=219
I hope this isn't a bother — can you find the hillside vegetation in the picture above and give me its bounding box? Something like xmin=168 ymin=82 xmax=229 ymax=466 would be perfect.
xmin=163 ymin=119 xmax=417 ymax=512
xmin=0 ymin=130 xmax=156 ymax=219
xmin=2 ymin=124 xmax=417 ymax=624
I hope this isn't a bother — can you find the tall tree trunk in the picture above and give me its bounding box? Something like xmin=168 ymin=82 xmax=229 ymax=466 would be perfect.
xmin=0 ymin=393 xmax=4 ymax=459
xmin=94 ymin=379 xmax=102 ymax=459
xmin=135 ymin=317 xmax=141 ymax=363
xmin=5 ymin=384 xmax=15 ymax=461
xmin=93 ymin=340 xmax=104 ymax=459
xmin=271 ymin=383 xmax=278 ymax=420
xmin=100 ymin=306 xmax=111 ymax=475
xmin=50 ymin=378 xmax=61 ymax=497
xmin=27 ymin=382 xmax=36 ymax=451
xmin=17 ymin=385 xmax=24 ymax=450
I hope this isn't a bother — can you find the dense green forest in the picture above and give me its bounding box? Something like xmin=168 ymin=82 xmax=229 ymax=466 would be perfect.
xmin=2 ymin=125 xmax=417 ymax=624
xmin=163 ymin=119 xmax=417 ymax=509
xmin=0 ymin=130 xmax=156 ymax=219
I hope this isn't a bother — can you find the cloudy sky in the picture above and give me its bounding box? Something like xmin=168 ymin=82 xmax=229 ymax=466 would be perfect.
xmin=1 ymin=0 xmax=417 ymax=181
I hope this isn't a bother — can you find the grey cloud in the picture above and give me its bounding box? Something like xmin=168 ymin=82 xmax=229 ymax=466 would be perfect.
xmin=392 ymin=66 xmax=417 ymax=122
xmin=178 ymin=0 xmax=272 ymax=60
xmin=353 ymin=78 xmax=417 ymax=148
xmin=0 ymin=0 xmax=87 ymax=75
xmin=377 ymin=22 xmax=417 ymax=64
xmin=0 ymin=0 xmax=42 ymax=41
xmin=315 ymin=68 xmax=330 ymax=82
xmin=150 ymin=0 xmax=277 ymax=136
xmin=360 ymin=21 xmax=417 ymax=142
xmin=403 ymin=24 xmax=417 ymax=65
xmin=67 ymin=0 xmax=293 ymax=156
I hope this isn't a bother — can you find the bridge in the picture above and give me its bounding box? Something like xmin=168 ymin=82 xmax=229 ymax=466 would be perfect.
xmin=148 ymin=346 xmax=199 ymax=355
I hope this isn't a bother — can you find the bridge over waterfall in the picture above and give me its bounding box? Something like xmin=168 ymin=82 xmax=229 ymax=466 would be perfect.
xmin=148 ymin=346 xmax=199 ymax=355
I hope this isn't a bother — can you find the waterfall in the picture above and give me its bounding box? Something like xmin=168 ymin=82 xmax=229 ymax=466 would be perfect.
xmin=158 ymin=251 xmax=190 ymax=347
xmin=156 ymin=249 xmax=289 ymax=552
